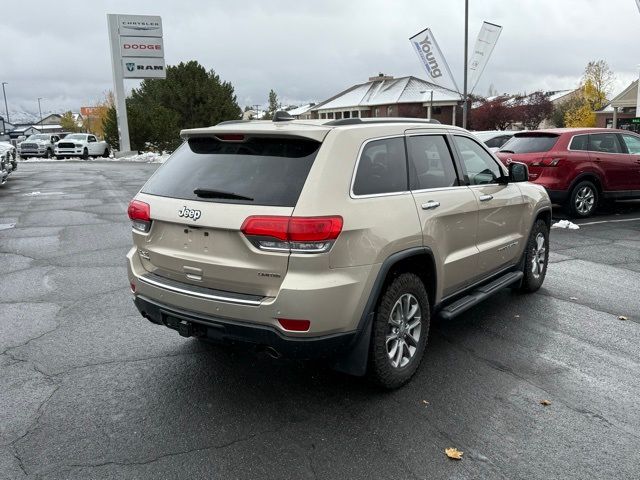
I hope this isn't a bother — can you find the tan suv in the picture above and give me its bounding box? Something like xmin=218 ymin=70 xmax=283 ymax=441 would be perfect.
xmin=127 ymin=115 xmax=552 ymax=389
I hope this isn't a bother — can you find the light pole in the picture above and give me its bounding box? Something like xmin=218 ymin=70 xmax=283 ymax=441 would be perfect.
xmin=420 ymin=90 xmax=435 ymax=120
xmin=462 ymin=0 xmax=469 ymax=129
xmin=37 ymin=97 xmax=43 ymax=131
xmin=1 ymin=82 xmax=9 ymax=123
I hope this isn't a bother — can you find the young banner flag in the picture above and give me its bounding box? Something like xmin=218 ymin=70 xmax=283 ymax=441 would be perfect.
xmin=468 ymin=21 xmax=503 ymax=94
xmin=409 ymin=28 xmax=459 ymax=93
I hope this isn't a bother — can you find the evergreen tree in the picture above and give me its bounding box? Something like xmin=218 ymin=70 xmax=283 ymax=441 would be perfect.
xmin=263 ymin=89 xmax=279 ymax=120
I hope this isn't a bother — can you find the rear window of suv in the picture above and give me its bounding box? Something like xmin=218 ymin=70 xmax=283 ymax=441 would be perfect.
xmin=500 ymin=133 xmax=559 ymax=153
xmin=141 ymin=136 xmax=320 ymax=207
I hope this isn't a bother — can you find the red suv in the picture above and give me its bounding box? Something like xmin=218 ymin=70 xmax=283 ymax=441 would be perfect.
xmin=495 ymin=128 xmax=640 ymax=217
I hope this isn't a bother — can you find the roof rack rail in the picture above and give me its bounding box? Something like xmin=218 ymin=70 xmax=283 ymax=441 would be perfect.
xmin=324 ymin=118 xmax=441 ymax=126
xmin=216 ymin=119 xmax=252 ymax=126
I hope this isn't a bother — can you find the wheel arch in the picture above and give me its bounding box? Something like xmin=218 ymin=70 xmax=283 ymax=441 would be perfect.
xmin=331 ymin=247 xmax=437 ymax=377
xmin=569 ymin=172 xmax=604 ymax=195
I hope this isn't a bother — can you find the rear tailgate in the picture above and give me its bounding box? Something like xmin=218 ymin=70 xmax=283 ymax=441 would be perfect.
xmin=132 ymin=131 xmax=328 ymax=298
xmin=495 ymin=132 xmax=560 ymax=179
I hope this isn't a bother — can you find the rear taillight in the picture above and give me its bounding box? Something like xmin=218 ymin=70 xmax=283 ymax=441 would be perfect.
xmin=127 ymin=200 xmax=151 ymax=233
xmin=531 ymin=158 xmax=562 ymax=167
xmin=241 ymin=215 xmax=343 ymax=253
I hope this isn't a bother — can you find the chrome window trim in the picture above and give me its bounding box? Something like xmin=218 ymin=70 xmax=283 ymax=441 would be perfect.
xmin=139 ymin=274 xmax=264 ymax=306
xmin=349 ymin=134 xmax=411 ymax=199
xmin=411 ymin=185 xmax=470 ymax=194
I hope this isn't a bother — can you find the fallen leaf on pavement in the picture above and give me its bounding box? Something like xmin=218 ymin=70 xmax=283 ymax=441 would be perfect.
xmin=445 ymin=447 xmax=463 ymax=460
xmin=540 ymin=399 xmax=551 ymax=406
xmin=570 ymin=297 xmax=578 ymax=300
xmin=422 ymin=400 xmax=429 ymax=405
xmin=618 ymin=316 xmax=628 ymax=321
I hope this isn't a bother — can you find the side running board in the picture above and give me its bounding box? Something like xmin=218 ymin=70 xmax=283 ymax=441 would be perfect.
xmin=438 ymin=271 xmax=523 ymax=320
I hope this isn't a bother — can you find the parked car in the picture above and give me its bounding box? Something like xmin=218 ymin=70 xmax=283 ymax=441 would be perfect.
xmin=17 ymin=134 xmax=61 ymax=159
xmin=54 ymin=133 xmax=110 ymax=159
xmin=474 ymin=130 xmax=517 ymax=152
xmin=0 ymin=154 xmax=8 ymax=185
xmin=496 ymin=128 xmax=640 ymax=217
xmin=127 ymin=115 xmax=551 ymax=389
xmin=0 ymin=141 xmax=17 ymax=173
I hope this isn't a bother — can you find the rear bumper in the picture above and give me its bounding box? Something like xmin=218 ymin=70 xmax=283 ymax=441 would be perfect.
xmin=544 ymin=189 xmax=568 ymax=205
xmin=134 ymin=295 xmax=356 ymax=359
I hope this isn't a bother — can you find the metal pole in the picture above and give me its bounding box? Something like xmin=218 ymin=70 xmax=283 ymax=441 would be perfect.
xmin=1 ymin=82 xmax=9 ymax=123
xmin=462 ymin=0 xmax=469 ymax=129
xmin=37 ymin=97 xmax=43 ymax=130
xmin=430 ymin=90 xmax=434 ymax=120
xmin=107 ymin=14 xmax=131 ymax=153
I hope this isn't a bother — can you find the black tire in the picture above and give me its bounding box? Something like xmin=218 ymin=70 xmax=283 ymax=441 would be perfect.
xmin=82 ymin=148 xmax=89 ymax=160
xmin=102 ymin=148 xmax=109 ymax=158
xmin=565 ymin=180 xmax=598 ymax=218
xmin=55 ymin=155 xmax=63 ymax=160
xmin=368 ymin=273 xmax=430 ymax=389
xmin=519 ymin=219 xmax=549 ymax=293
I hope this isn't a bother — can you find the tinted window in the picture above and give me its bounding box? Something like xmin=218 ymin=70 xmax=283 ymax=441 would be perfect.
xmin=454 ymin=135 xmax=503 ymax=185
xmin=570 ymin=135 xmax=589 ymax=151
xmin=88 ymin=136 xmax=97 ymax=142
xmin=407 ymin=135 xmax=458 ymax=189
xmin=142 ymin=137 xmax=320 ymax=207
xmin=353 ymin=137 xmax=407 ymax=195
xmin=485 ymin=135 xmax=511 ymax=149
xmin=500 ymin=134 xmax=559 ymax=153
xmin=622 ymin=134 xmax=640 ymax=154
xmin=589 ymin=133 xmax=622 ymax=154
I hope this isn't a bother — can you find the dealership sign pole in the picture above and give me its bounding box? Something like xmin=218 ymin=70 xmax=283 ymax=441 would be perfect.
xmin=107 ymin=14 xmax=166 ymax=153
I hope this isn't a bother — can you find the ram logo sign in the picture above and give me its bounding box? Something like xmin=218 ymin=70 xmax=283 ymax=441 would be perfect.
xmin=122 ymin=57 xmax=166 ymax=79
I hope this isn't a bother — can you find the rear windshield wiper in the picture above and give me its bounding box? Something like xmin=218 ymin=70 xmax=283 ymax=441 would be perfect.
xmin=499 ymin=149 xmax=515 ymax=154
xmin=194 ymin=188 xmax=253 ymax=201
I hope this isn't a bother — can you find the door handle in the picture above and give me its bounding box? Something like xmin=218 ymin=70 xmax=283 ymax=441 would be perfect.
xmin=421 ymin=200 xmax=440 ymax=210
xmin=479 ymin=194 xmax=493 ymax=202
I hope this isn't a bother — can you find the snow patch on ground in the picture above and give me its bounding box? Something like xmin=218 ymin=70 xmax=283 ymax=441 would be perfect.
xmin=19 ymin=152 xmax=169 ymax=164
xmin=552 ymin=220 xmax=580 ymax=230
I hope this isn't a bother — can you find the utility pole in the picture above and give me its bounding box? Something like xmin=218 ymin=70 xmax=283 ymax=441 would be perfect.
xmin=1 ymin=82 xmax=9 ymax=123
xmin=37 ymin=97 xmax=43 ymax=131
xmin=462 ymin=0 xmax=469 ymax=129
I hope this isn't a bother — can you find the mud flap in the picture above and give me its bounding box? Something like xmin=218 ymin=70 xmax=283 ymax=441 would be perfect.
xmin=330 ymin=312 xmax=374 ymax=377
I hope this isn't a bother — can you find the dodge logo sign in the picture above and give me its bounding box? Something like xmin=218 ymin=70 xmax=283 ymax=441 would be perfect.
xmin=123 ymin=43 xmax=162 ymax=51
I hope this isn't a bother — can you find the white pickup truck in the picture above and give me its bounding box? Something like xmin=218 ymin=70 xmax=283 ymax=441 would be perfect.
xmin=54 ymin=134 xmax=110 ymax=159
xmin=17 ymin=134 xmax=61 ymax=158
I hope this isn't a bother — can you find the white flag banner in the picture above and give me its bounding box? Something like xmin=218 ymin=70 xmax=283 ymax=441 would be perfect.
xmin=468 ymin=21 xmax=503 ymax=94
xmin=636 ymin=0 xmax=640 ymax=13
xmin=410 ymin=28 xmax=459 ymax=93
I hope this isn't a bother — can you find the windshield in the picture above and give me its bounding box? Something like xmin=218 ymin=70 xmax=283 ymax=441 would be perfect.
xmin=142 ymin=136 xmax=321 ymax=207
xmin=27 ymin=134 xmax=50 ymax=141
xmin=65 ymin=134 xmax=87 ymax=140
xmin=500 ymin=134 xmax=559 ymax=153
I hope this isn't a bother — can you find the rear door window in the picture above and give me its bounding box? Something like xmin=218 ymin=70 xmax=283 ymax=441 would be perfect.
xmin=141 ymin=136 xmax=320 ymax=207
xmin=501 ymin=134 xmax=559 ymax=153
xmin=407 ymin=135 xmax=458 ymax=189
xmin=353 ymin=137 xmax=408 ymax=195
xmin=485 ymin=135 xmax=511 ymax=149
xmin=589 ymin=133 xmax=622 ymax=154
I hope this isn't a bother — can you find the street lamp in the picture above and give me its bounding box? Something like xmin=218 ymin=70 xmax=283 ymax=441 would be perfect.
xmin=37 ymin=97 xmax=43 ymax=131
xmin=1 ymin=82 xmax=9 ymax=123
xmin=420 ymin=90 xmax=435 ymax=120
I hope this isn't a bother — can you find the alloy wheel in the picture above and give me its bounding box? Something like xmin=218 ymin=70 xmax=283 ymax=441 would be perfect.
xmin=575 ymin=186 xmax=595 ymax=215
xmin=386 ymin=293 xmax=422 ymax=369
xmin=531 ymin=232 xmax=546 ymax=278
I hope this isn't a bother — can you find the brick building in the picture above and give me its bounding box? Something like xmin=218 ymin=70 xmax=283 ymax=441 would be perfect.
xmin=596 ymin=80 xmax=639 ymax=132
xmin=310 ymin=74 xmax=464 ymax=125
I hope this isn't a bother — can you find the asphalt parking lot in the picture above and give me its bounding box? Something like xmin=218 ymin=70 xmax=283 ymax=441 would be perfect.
xmin=1 ymin=162 xmax=639 ymax=480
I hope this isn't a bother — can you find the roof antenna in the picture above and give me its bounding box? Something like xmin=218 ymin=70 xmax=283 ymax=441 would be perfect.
xmin=273 ymin=110 xmax=294 ymax=122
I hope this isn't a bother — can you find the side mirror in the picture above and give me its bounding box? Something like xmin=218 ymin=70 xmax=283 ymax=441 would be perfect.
xmin=509 ymin=162 xmax=528 ymax=183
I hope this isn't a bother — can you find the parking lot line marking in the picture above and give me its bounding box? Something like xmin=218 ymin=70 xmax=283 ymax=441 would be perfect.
xmin=577 ymin=217 xmax=640 ymax=226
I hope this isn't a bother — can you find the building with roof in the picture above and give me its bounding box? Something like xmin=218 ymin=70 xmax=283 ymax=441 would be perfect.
xmin=596 ymin=80 xmax=638 ymax=132
xmin=286 ymin=103 xmax=315 ymax=119
xmin=310 ymin=74 xmax=464 ymax=125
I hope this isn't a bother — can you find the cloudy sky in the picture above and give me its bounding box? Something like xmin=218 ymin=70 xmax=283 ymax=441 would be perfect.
xmin=0 ymin=0 xmax=638 ymax=119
